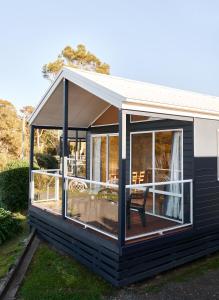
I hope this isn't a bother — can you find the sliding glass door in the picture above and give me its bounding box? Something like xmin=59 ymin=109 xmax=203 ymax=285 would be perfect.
xmin=131 ymin=129 xmax=183 ymax=221
xmin=91 ymin=134 xmax=119 ymax=183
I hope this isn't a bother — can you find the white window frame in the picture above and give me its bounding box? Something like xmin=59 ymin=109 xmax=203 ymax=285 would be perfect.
xmin=130 ymin=128 xmax=184 ymax=223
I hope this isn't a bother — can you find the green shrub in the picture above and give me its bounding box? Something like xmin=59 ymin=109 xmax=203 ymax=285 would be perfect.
xmin=0 ymin=160 xmax=29 ymax=212
xmin=0 ymin=208 xmax=22 ymax=245
xmin=35 ymin=153 xmax=58 ymax=170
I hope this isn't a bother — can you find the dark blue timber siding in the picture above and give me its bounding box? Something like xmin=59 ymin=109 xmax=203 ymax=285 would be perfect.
xmin=117 ymin=123 xmax=219 ymax=286
xmin=194 ymin=157 xmax=219 ymax=230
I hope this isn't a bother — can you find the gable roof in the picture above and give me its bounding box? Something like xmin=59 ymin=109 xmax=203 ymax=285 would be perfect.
xmin=29 ymin=66 xmax=219 ymax=126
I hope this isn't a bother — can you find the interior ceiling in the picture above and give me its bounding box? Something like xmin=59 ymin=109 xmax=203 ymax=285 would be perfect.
xmin=32 ymin=81 xmax=110 ymax=127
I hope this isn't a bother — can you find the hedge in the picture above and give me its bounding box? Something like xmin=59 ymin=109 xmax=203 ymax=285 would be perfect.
xmin=0 ymin=208 xmax=22 ymax=245
xmin=0 ymin=160 xmax=30 ymax=212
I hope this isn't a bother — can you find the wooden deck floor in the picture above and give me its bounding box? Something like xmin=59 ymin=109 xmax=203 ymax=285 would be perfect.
xmin=33 ymin=195 xmax=180 ymax=240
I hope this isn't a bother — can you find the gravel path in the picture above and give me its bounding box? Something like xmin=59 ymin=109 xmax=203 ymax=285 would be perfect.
xmin=106 ymin=268 xmax=219 ymax=300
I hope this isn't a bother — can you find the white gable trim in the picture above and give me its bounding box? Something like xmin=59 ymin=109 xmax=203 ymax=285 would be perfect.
xmin=28 ymin=68 xmax=124 ymax=125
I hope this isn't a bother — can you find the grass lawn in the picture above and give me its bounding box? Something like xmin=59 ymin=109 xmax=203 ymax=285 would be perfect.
xmin=0 ymin=213 xmax=28 ymax=279
xmin=18 ymin=243 xmax=114 ymax=300
xmin=17 ymin=239 xmax=219 ymax=299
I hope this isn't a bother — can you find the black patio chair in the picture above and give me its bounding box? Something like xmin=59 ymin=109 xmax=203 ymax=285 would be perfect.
xmin=127 ymin=187 xmax=149 ymax=229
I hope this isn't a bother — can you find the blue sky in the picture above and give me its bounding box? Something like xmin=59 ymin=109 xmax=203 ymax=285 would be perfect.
xmin=0 ymin=0 xmax=219 ymax=110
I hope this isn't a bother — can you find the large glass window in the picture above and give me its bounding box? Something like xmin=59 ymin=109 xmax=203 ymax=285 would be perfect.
xmin=91 ymin=134 xmax=119 ymax=183
xmin=131 ymin=130 xmax=182 ymax=182
xmin=131 ymin=130 xmax=183 ymax=220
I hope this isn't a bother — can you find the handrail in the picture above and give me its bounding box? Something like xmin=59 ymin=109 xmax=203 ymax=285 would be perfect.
xmin=32 ymin=170 xmax=62 ymax=178
xmin=126 ymin=179 xmax=192 ymax=189
xmin=65 ymin=175 xmax=118 ymax=189
xmin=32 ymin=169 xmax=60 ymax=172
xmin=31 ymin=170 xmax=118 ymax=188
xmin=32 ymin=170 xmax=191 ymax=190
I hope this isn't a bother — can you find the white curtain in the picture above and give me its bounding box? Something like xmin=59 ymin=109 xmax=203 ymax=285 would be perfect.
xmin=165 ymin=132 xmax=182 ymax=220
xmin=92 ymin=138 xmax=101 ymax=182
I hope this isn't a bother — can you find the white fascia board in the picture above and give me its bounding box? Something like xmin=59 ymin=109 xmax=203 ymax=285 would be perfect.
xmin=63 ymin=68 xmax=124 ymax=108
xmin=122 ymin=99 xmax=219 ymax=121
xmin=28 ymin=70 xmax=64 ymax=125
xmin=123 ymin=109 xmax=193 ymax=122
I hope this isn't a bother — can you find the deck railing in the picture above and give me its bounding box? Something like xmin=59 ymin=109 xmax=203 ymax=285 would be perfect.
xmin=125 ymin=179 xmax=193 ymax=240
xmin=30 ymin=170 xmax=193 ymax=241
xmin=31 ymin=169 xmax=62 ymax=215
xmin=65 ymin=175 xmax=118 ymax=239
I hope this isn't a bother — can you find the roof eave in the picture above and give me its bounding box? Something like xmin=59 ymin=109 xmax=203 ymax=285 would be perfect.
xmin=122 ymin=98 xmax=219 ymax=120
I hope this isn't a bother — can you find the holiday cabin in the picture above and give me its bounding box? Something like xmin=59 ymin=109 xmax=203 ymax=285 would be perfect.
xmin=28 ymin=67 xmax=219 ymax=286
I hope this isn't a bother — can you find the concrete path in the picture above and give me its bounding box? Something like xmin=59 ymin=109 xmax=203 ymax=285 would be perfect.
xmin=107 ymin=269 xmax=219 ymax=300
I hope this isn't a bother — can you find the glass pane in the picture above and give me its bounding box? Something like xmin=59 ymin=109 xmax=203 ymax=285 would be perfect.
xmin=155 ymin=131 xmax=182 ymax=183
xmin=68 ymin=140 xmax=77 ymax=176
xmin=76 ymin=140 xmax=86 ymax=178
xmin=154 ymin=182 xmax=183 ymax=221
xmin=92 ymin=136 xmax=107 ymax=182
xmin=125 ymin=181 xmax=192 ymax=240
xmin=131 ymin=133 xmax=153 ymax=184
xmin=131 ymin=133 xmax=153 ymax=213
xmin=108 ymin=136 xmax=119 ymax=184
xmin=66 ymin=179 xmax=118 ymax=237
xmin=32 ymin=172 xmax=62 ymax=215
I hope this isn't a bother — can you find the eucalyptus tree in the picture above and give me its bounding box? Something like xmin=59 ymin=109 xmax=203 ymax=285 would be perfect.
xmin=42 ymin=44 xmax=110 ymax=82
